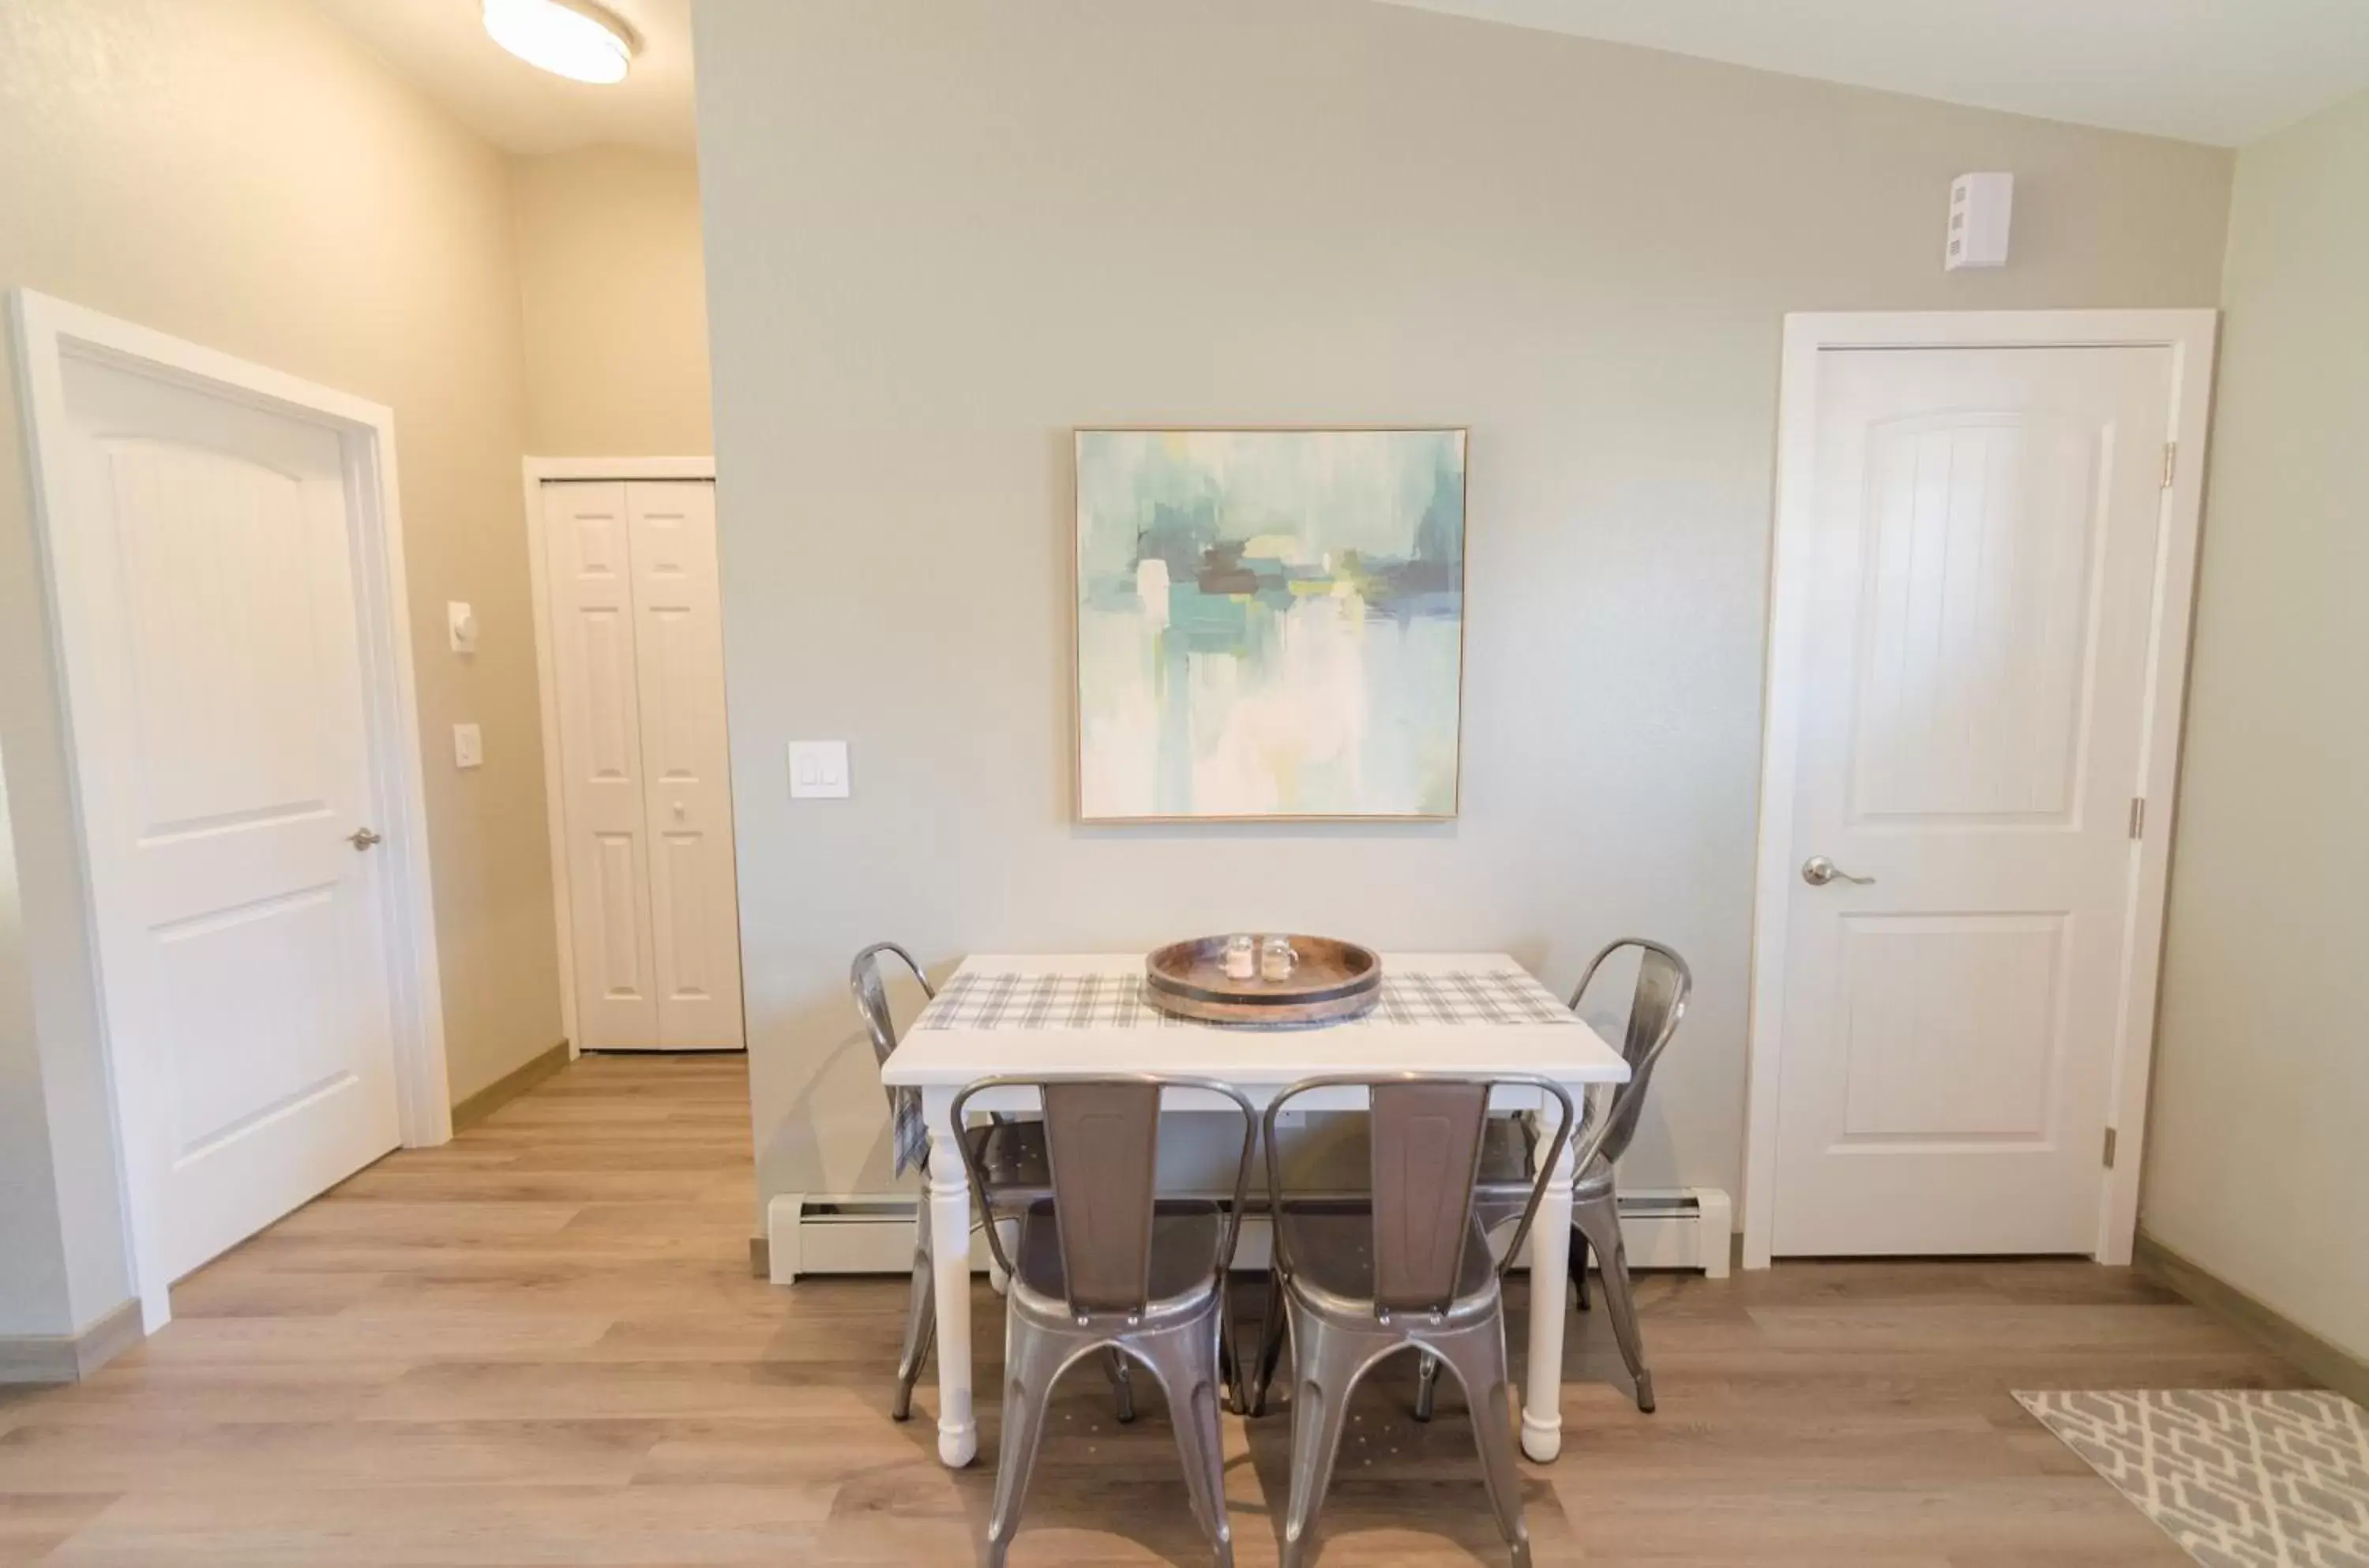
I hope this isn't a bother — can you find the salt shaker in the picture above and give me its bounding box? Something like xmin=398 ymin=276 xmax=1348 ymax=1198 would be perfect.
xmin=1222 ymin=933 xmax=1258 ymax=981
xmin=1260 ymin=935 xmax=1298 ymax=982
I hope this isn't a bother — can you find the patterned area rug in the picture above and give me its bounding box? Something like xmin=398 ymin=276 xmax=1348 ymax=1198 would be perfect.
xmin=2018 ymin=1390 xmax=2369 ymax=1567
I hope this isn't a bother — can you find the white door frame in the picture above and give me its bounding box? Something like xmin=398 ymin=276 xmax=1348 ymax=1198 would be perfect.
xmin=1741 ymin=309 xmax=2217 ymax=1271
xmin=520 ymin=456 xmax=716 ymax=1056
xmin=9 ymin=290 xmax=452 ymax=1328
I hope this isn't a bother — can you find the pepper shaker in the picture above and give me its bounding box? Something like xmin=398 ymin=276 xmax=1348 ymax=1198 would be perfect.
xmin=1260 ymin=934 xmax=1298 ymax=982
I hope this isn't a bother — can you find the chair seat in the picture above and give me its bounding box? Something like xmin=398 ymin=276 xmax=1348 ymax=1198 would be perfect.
xmin=963 ymin=1118 xmax=1053 ymax=1191
xmin=1012 ymin=1199 xmax=1228 ymax=1312
xmin=1276 ymin=1200 xmax=1498 ymax=1322
xmin=1475 ymin=1113 xmax=1612 ymax=1200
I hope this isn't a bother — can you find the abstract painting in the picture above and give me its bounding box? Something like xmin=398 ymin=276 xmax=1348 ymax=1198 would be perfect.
xmin=1073 ymin=428 xmax=1466 ymax=821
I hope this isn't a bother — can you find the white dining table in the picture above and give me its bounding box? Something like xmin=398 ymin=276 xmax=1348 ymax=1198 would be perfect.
xmin=877 ymin=951 xmax=1631 ymax=1469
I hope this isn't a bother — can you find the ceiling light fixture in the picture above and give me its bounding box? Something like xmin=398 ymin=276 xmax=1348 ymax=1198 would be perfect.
xmin=482 ymin=0 xmax=637 ymax=85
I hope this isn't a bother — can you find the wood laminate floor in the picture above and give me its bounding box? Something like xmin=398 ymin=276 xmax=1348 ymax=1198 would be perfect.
xmin=0 ymin=1054 xmax=2313 ymax=1566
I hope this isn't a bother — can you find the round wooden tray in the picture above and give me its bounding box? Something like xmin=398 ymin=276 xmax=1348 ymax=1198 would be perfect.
xmin=1143 ymin=936 xmax=1382 ymax=1026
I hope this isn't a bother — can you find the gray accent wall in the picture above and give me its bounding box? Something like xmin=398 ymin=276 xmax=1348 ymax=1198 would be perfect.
xmin=693 ymin=0 xmax=2234 ymax=1216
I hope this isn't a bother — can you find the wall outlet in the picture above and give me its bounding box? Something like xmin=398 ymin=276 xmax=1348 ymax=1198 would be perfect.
xmin=789 ymin=740 xmax=850 ymax=799
xmin=452 ymin=722 xmax=483 ymax=769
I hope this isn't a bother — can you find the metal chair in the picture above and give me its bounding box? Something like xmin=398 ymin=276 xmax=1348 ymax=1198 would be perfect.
xmin=954 ymin=1074 xmax=1256 ymax=1568
xmin=1246 ymin=1073 xmax=1580 ymax=1568
xmin=1417 ymin=938 xmax=1691 ymax=1420
xmin=847 ymin=943 xmax=1135 ymax=1425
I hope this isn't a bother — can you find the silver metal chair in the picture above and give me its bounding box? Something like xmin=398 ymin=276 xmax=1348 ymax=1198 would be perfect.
xmin=847 ymin=943 xmax=1136 ymax=1425
xmin=953 ymin=1074 xmax=1256 ymax=1568
xmin=1246 ymin=1073 xmax=1580 ymax=1568
xmin=1418 ymin=938 xmax=1691 ymax=1420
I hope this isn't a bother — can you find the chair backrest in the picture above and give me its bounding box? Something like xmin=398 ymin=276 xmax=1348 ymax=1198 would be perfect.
xmin=1571 ymin=939 xmax=1691 ymax=1168
xmin=952 ymin=1075 xmax=1256 ymax=1319
xmin=1370 ymin=1080 xmax=1492 ymax=1311
xmin=1264 ymin=1073 xmax=1577 ymax=1316
xmin=849 ymin=941 xmax=933 ymax=1074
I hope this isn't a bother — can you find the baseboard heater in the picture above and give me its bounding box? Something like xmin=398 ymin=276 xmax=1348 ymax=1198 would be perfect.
xmin=768 ymin=1187 xmax=1733 ymax=1283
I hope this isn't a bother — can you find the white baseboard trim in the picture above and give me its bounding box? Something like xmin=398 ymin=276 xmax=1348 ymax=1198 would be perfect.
xmin=767 ymin=1187 xmax=1733 ymax=1285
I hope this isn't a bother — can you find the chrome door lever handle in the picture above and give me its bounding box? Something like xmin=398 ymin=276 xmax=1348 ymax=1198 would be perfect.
xmin=347 ymin=827 xmax=383 ymax=851
xmin=1800 ymin=854 xmax=1872 ymax=887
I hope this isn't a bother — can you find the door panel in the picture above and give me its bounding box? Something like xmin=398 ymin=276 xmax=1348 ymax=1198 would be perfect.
xmin=545 ymin=482 xmax=659 ymax=1047
xmin=1849 ymin=411 xmax=2101 ymax=824
xmin=659 ymin=831 xmax=713 ymax=1000
xmin=111 ymin=444 xmax=332 ymax=835
xmin=627 ymin=482 xmax=743 ymax=1048
xmin=1834 ymin=912 xmax=2064 ymax=1141
xmin=578 ymin=610 xmax=640 ymax=779
xmin=158 ymin=886 xmax=351 ymax=1157
xmin=1772 ymin=346 xmax=2172 ymax=1256
xmin=592 ymin=832 xmax=649 ymax=997
xmin=59 ymin=354 xmax=400 ymax=1283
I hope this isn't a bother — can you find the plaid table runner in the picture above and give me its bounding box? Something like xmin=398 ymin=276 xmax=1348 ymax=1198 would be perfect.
xmin=890 ymin=966 xmax=1575 ymax=1173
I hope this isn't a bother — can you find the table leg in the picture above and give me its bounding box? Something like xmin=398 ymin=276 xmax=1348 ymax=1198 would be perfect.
xmin=925 ymin=1112 xmax=978 ymax=1468
xmin=1521 ymin=1129 xmax=1575 ymax=1462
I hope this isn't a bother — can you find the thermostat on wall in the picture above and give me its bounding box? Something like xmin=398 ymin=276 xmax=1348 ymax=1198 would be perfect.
xmin=1946 ymin=172 xmax=2012 ymax=271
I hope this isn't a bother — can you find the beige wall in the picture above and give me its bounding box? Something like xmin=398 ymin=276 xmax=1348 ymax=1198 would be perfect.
xmin=694 ymin=0 xmax=2234 ymax=1215
xmin=0 ymin=760 xmax=78 ymax=1334
xmin=2142 ymin=90 xmax=2369 ymax=1361
xmin=0 ymin=0 xmax=565 ymax=1333
xmin=513 ymin=147 xmax=712 ymax=456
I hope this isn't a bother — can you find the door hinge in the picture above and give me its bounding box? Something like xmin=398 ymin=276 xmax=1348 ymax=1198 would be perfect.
xmin=2161 ymin=441 xmax=2177 ymax=489
xmin=2102 ymin=1127 xmax=2119 ymax=1168
xmin=2128 ymin=797 xmax=2146 ymax=840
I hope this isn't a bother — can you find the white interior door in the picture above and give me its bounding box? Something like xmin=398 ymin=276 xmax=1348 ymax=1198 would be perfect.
xmin=53 ymin=353 xmax=401 ymax=1283
xmin=1770 ymin=345 xmax=2176 ymax=1256
xmin=543 ymin=479 xmax=742 ymax=1051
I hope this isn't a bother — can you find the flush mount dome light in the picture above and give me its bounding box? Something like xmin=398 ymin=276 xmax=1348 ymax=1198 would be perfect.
xmin=482 ymin=0 xmax=637 ymax=84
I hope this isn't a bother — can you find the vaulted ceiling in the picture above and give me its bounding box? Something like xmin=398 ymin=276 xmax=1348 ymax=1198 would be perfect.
xmin=1380 ymin=0 xmax=2369 ymax=145
xmin=313 ymin=0 xmax=2368 ymax=156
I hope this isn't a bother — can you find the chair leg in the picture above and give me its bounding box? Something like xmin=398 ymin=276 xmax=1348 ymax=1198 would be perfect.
xmin=1279 ymin=1304 xmax=1368 ymax=1568
xmin=1106 ymin=1347 xmax=1138 ymax=1424
xmin=1248 ymin=1273 xmax=1287 ymax=1416
xmin=1573 ymin=1190 xmax=1652 ymax=1413
xmin=892 ymin=1218 xmax=935 ymax=1421
xmin=1218 ymin=1289 xmax=1238 ymax=1406
xmin=1426 ymin=1319 xmax=1532 ymax=1568
xmin=1413 ymin=1349 xmax=1442 ymax=1422
xmin=1218 ymin=1270 xmax=1248 ymax=1412
xmin=984 ymin=1319 xmax=1068 ymax=1568
xmin=986 ymin=1214 xmax=1016 ymax=1297
xmin=1135 ymin=1316 xmax=1236 ymax=1567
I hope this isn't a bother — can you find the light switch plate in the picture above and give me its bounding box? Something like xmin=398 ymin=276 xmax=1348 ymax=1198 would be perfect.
xmin=452 ymin=722 xmax=483 ymax=769
xmin=447 ymin=601 xmax=478 ymax=654
xmin=788 ymin=740 xmax=850 ymax=799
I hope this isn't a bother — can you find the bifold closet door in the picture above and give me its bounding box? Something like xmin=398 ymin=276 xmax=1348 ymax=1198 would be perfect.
xmin=622 ymin=482 xmax=744 ymax=1049
xmin=543 ymin=480 xmax=744 ymax=1051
